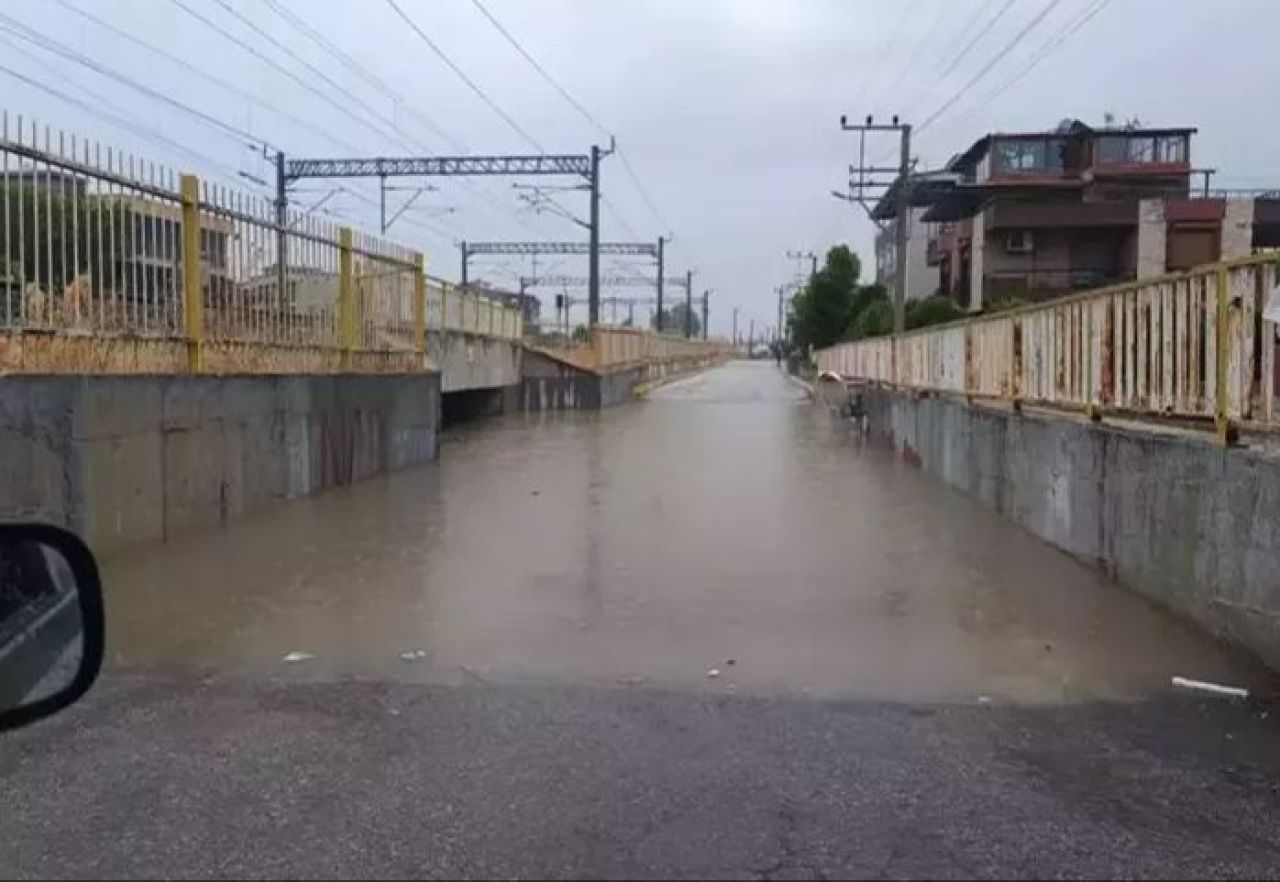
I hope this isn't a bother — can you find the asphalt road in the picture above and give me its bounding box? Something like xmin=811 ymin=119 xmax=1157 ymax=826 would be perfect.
xmin=6 ymin=363 xmax=1280 ymax=878
xmin=5 ymin=676 xmax=1280 ymax=879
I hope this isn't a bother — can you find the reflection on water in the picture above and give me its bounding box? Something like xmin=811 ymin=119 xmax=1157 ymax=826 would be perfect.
xmin=102 ymin=362 xmax=1270 ymax=702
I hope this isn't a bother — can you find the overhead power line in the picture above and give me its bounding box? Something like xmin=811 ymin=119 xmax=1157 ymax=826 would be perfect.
xmin=53 ymin=0 xmax=364 ymax=155
xmin=468 ymin=0 xmax=606 ymax=134
xmin=937 ymin=0 xmax=1019 ymax=78
xmin=978 ymin=0 xmax=1111 ymax=106
xmin=384 ymin=0 xmax=545 ymax=153
xmin=0 ymin=52 xmax=251 ymax=188
xmin=260 ymin=0 xmax=462 ymax=150
xmin=0 ymin=11 xmax=268 ymax=150
xmin=466 ymin=0 xmax=671 ymax=234
xmin=917 ymin=0 xmax=1065 ymax=133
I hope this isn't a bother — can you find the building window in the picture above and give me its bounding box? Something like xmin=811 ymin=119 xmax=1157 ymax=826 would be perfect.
xmin=993 ymin=138 xmax=1065 ymax=175
xmin=1097 ymin=134 xmax=1187 ymax=165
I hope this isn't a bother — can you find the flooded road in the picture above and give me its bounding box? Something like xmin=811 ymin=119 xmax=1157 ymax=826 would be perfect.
xmin=103 ymin=361 xmax=1262 ymax=702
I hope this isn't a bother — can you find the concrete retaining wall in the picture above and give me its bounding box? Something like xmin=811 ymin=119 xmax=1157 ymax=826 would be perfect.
xmin=0 ymin=373 xmax=440 ymax=557
xmin=432 ymin=333 xmax=520 ymax=393
xmin=862 ymin=387 xmax=1280 ymax=669
xmin=520 ymin=351 xmax=722 ymax=411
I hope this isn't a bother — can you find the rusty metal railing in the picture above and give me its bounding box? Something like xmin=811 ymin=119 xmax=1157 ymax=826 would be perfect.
xmin=815 ymin=254 xmax=1280 ymax=442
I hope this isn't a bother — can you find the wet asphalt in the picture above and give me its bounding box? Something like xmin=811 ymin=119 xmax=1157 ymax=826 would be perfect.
xmin=4 ymin=362 xmax=1280 ymax=878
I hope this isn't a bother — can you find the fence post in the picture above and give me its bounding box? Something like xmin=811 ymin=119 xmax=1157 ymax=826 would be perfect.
xmin=1084 ymin=303 xmax=1099 ymax=422
xmin=412 ymin=251 xmax=426 ymax=363
xmin=339 ymin=227 xmax=354 ymax=370
xmin=1214 ymin=266 xmax=1236 ymax=445
xmin=180 ymin=174 xmax=204 ymax=373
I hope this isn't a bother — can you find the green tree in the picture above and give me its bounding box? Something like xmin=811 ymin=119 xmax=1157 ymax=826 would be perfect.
xmin=788 ymin=245 xmax=862 ymax=351
xmin=651 ymin=303 xmax=701 ymax=337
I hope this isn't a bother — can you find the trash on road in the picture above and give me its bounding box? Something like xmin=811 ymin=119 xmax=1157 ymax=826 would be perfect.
xmin=399 ymin=649 xmax=428 ymax=662
xmin=707 ymin=668 xmax=721 ymax=679
xmin=282 ymin=651 xmax=314 ymax=663
xmin=1171 ymin=676 xmax=1249 ymax=700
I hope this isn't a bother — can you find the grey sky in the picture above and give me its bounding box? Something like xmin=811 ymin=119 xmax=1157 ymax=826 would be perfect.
xmin=2 ymin=0 xmax=1277 ymax=336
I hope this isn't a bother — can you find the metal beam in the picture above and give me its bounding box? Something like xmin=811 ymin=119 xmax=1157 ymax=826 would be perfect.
xmin=466 ymin=241 xmax=658 ymax=257
xmin=519 ymin=275 xmax=690 ymax=288
xmin=284 ymin=155 xmax=592 ymax=181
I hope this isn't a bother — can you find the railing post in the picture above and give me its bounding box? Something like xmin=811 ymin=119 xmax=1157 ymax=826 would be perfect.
xmin=1214 ymin=266 xmax=1236 ymax=445
xmin=412 ymin=251 xmax=426 ymax=363
xmin=339 ymin=226 xmax=354 ymax=370
xmin=180 ymin=174 xmax=204 ymax=373
xmin=1084 ymin=303 xmax=1100 ymax=422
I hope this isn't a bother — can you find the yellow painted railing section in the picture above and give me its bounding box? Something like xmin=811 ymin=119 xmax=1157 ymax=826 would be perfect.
xmin=815 ymin=254 xmax=1280 ymax=442
xmin=0 ymin=112 xmax=521 ymax=375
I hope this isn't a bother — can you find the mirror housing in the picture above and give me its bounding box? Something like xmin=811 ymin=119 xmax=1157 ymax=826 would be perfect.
xmin=0 ymin=524 xmax=104 ymax=732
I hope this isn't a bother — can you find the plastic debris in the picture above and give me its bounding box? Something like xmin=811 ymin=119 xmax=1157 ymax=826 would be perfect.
xmin=1172 ymin=676 xmax=1249 ymax=700
xmin=400 ymin=649 xmax=429 ymax=662
xmin=977 ymin=695 xmax=992 ymax=704
xmin=707 ymin=668 xmax=721 ymax=679
xmin=282 ymin=651 xmax=314 ymax=663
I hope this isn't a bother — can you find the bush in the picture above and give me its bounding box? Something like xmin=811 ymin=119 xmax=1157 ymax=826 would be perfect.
xmin=906 ymin=295 xmax=962 ymax=330
xmin=847 ymin=299 xmax=894 ymax=339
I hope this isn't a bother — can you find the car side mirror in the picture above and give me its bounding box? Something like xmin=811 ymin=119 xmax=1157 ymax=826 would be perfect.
xmin=0 ymin=524 xmax=104 ymax=732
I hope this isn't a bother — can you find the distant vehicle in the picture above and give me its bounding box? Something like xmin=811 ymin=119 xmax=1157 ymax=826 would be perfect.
xmin=0 ymin=524 xmax=104 ymax=732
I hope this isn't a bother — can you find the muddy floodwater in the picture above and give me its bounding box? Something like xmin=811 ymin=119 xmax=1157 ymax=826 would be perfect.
xmin=102 ymin=361 xmax=1268 ymax=702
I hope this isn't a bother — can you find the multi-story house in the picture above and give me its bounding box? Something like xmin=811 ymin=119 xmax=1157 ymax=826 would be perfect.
xmin=874 ymin=119 xmax=1280 ymax=312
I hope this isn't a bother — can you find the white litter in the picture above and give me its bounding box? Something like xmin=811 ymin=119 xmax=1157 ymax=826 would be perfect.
xmin=706 ymin=668 xmax=721 ymax=679
xmin=1172 ymin=676 xmax=1249 ymax=700
xmin=400 ymin=649 xmax=428 ymax=662
xmin=977 ymin=695 xmax=992 ymax=704
xmin=282 ymin=651 xmax=314 ymax=663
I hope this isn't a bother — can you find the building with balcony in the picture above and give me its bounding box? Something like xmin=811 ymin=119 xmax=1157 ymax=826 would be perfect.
xmin=874 ymin=119 xmax=1280 ymax=312
xmin=873 ymin=207 xmax=939 ymax=302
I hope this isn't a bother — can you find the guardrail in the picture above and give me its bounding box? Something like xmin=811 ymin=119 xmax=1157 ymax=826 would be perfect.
xmin=529 ymin=326 xmax=731 ymax=374
xmin=815 ymin=254 xmax=1280 ymax=441
xmin=0 ymin=111 xmax=520 ymax=374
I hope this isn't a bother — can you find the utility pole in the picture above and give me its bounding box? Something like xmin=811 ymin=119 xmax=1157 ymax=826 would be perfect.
xmin=732 ymin=307 xmax=739 ymax=345
xmin=684 ymin=269 xmax=693 ymax=338
xmin=588 ymin=144 xmax=602 ymax=327
xmin=749 ymin=319 xmax=755 ymax=355
xmin=840 ymin=114 xmax=912 ymax=333
xmin=656 ymin=235 xmax=666 ymax=332
xmin=893 ymin=123 xmax=912 ymax=334
xmin=274 ymin=151 xmax=287 ymax=303
xmin=459 ymin=241 xmax=468 ymax=291
xmin=776 ymin=285 xmax=784 ymax=348
xmin=701 ymin=290 xmax=710 ymax=340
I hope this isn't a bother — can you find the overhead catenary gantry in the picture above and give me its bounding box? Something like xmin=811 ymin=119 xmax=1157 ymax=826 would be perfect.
xmin=276 ymin=143 xmax=618 ymax=325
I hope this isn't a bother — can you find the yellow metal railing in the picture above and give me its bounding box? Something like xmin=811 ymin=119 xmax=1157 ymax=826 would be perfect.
xmin=0 ymin=111 xmax=522 ymax=375
xmin=815 ymin=254 xmax=1280 ymax=442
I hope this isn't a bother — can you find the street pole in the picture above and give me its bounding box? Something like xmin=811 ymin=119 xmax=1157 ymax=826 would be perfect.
xmin=701 ymin=290 xmax=709 ymax=340
xmin=655 ymin=235 xmax=666 ymax=332
xmin=776 ymin=286 xmax=784 ymax=348
xmin=274 ymin=151 xmax=288 ymax=305
xmin=588 ymin=144 xmax=601 ymax=327
xmin=732 ymin=307 xmax=739 ymax=345
xmin=893 ymin=123 xmax=912 ymax=334
xmin=684 ymin=269 xmax=693 ymax=338
xmin=379 ymin=174 xmax=387 ymax=234
xmin=460 ymin=241 xmax=468 ymax=291
xmin=749 ymin=319 xmax=755 ymax=355
xmin=810 ymin=253 xmax=818 ymax=277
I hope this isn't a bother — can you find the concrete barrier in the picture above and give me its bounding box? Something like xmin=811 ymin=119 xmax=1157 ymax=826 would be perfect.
xmin=861 ymin=386 xmax=1280 ymax=671
xmin=0 ymin=374 xmax=440 ymax=557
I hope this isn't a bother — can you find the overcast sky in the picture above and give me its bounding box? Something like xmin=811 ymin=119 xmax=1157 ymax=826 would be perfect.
xmin=2 ymin=0 xmax=1277 ymax=335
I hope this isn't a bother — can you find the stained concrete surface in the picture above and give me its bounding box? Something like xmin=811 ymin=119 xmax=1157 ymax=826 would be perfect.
xmin=5 ymin=361 xmax=1280 ymax=878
